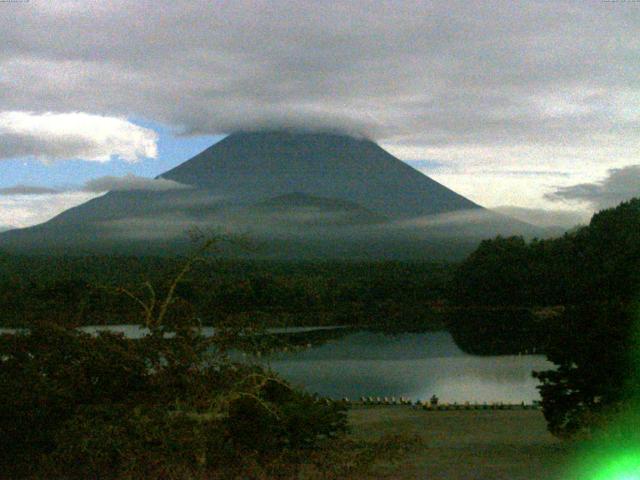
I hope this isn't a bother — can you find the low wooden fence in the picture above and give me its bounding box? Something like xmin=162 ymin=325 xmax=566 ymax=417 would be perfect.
xmin=337 ymin=397 xmax=542 ymax=410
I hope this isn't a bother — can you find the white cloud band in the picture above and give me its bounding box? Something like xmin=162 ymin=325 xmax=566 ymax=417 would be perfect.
xmin=0 ymin=191 xmax=101 ymax=229
xmin=0 ymin=111 xmax=158 ymax=162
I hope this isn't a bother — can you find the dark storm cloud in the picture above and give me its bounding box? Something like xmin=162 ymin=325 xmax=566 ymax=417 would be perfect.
xmin=0 ymin=0 xmax=638 ymax=151
xmin=546 ymin=165 xmax=640 ymax=210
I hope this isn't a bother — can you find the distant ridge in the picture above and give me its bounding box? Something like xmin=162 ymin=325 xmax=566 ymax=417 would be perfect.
xmin=0 ymin=130 xmax=538 ymax=259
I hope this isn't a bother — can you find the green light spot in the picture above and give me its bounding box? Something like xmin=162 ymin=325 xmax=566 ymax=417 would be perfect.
xmin=585 ymin=452 xmax=640 ymax=480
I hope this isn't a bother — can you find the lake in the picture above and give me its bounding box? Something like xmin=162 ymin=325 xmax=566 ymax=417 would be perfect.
xmin=262 ymin=330 xmax=552 ymax=404
xmin=0 ymin=325 xmax=552 ymax=404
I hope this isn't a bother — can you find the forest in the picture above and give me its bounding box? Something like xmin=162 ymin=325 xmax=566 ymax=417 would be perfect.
xmin=448 ymin=198 xmax=640 ymax=356
xmin=0 ymin=255 xmax=450 ymax=330
xmin=451 ymin=198 xmax=640 ymax=439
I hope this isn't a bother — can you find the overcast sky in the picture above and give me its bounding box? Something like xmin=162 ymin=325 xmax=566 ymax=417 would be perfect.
xmin=1 ymin=0 xmax=639 ymax=229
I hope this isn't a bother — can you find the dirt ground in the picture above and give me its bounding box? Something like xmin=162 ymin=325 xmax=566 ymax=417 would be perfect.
xmin=348 ymin=406 xmax=575 ymax=480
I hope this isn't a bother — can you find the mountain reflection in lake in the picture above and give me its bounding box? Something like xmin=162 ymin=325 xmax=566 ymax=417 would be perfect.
xmin=263 ymin=331 xmax=552 ymax=404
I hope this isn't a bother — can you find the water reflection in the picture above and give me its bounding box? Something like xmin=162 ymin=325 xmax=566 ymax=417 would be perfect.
xmin=264 ymin=331 xmax=552 ymax=403
xmin=0 ymin=325 xmax=552 ymax=403
xmin=269 ymin=331 xmax=464 ymax=360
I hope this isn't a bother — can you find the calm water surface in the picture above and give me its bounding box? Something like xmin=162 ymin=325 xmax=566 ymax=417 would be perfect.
xmin=263 ymin=330 xmax=552 ymax=404
xmin=1 ymin=326 xmax=551 ymax=403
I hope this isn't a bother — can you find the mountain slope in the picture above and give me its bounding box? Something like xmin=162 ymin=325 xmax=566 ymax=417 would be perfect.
xmin=0 ymin=131 xmax=537 ymax=259
xmin=161 ymin=131 xmax=480 ymax=219
xmin=244 ymin=192 xmax=388 ymax=226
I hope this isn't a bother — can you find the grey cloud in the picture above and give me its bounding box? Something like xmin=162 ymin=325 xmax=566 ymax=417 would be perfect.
xmin=0 ymin=111 xmax=158 ymax=162
xmin=482 ymin=170 xmax=572 ymax=178
xmin=394 ymin=210 xmax=500 ymax=228
xmin=83 ymin=174 xmax=192 ymax=192
xmin=0 ymin=174 xmax=191 ymax=196
xmin=389 ymin=209 xmax=542 ymax=238
xmin=546 ymin=165 xmax=640 ymax=210
xmin=0 ymin=0 xmax=638 ymax=157
xmin=0 ymin=185 xmax=60 ymax=195
xmin=0 ymin=132 xmax=98 ymax=162
xmin=492 ymin=206 xmax=589 ymax=229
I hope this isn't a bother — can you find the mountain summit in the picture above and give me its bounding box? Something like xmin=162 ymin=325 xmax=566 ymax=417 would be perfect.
xmin=0 ymin=131 xmax=534 ymax=259
xmin=160 ymin=131 xmax=479 ymax=218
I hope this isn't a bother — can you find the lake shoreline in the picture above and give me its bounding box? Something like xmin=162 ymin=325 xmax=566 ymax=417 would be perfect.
xmin=1 ymin=325 xmax=552 ymax=404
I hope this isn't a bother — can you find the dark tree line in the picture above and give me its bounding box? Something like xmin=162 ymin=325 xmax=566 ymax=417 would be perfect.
xmin=450 ymin=199 xmax=640 ymax=308
xmin=450 ymin=198 xmax=640 ymax=437
xmin=0 ymin=258 xmax=450 ymax=329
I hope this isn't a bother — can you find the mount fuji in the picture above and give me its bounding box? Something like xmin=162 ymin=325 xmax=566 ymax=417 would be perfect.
xmin=0 ymin=131 xmax=536 ymax=259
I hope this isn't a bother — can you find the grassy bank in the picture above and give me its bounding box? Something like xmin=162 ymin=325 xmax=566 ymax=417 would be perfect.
xmin=348 ymin=406 xmax=573 ymax=480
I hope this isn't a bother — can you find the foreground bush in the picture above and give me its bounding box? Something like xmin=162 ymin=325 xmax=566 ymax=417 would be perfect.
xmin=1 ymin=237 xmax=425 ymax=478
xmin=0 ymin=321 xmax=352 ymax=479
xmin=0 ymin=238 xmax=357 ymax=479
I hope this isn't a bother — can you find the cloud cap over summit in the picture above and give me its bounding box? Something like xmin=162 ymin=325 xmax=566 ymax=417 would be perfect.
xmin=2 ymin=2 xmax=637 ymax=162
